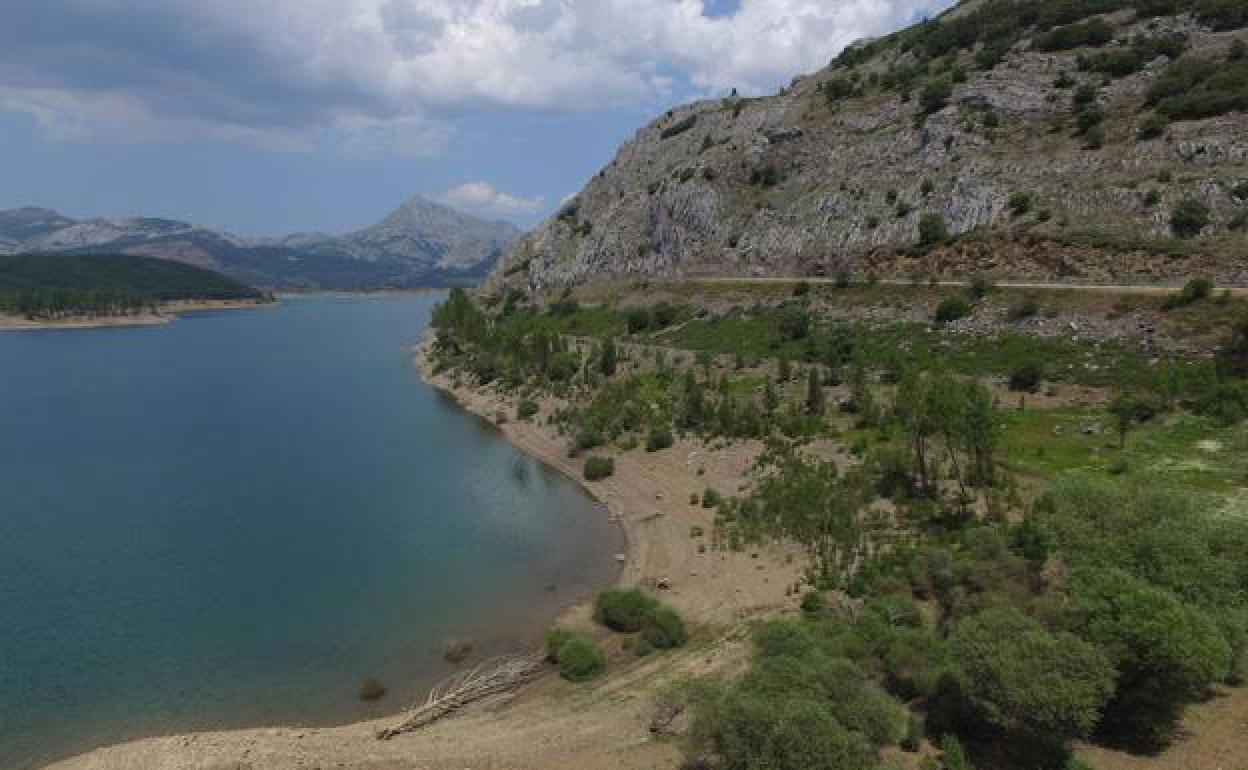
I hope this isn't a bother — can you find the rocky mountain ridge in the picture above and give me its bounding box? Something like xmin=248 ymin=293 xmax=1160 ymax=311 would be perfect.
xmin=490 ymin=0 xmax=1248 ymax=294
xmin=0 ymin=196 xmax=520 ymax=290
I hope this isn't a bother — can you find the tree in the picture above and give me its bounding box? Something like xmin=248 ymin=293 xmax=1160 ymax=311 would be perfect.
xmin=599 ymin=336 xmax=618 ymax=377
xmin=806 ymin=367 xmax=826 ymax=417
xmin=954 ymin=608 xmax=1115 ymax=749
xmin=1066 ymin=567 xmax=1232 ymax=749
xmin=1215 ymin=317 xmax=1248 ymax=380
xmin=1108 ymin=393 xmax=1136 ymax=450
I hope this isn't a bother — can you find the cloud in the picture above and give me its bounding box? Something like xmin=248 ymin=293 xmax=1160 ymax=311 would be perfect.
xmin=444 ymin=181 xmax=544 ymax=215
xmin=0 ymin=0 xmax=954 ymax=151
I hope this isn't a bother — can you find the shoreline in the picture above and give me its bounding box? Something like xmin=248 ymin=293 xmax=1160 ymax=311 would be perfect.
xmin=46 ymin=331 xmax=806 ymax=770
xmin=0 ymin=298 xmax=272 ymax=332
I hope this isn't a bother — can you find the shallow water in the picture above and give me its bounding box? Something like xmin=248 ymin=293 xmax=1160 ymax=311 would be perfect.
xmin=0 ymin=294 xmax=621 ymax=768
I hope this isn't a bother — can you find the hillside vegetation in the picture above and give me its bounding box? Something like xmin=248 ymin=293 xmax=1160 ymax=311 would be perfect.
xmin=0 ymin=253 xmax=264 ymax=320
xmin=429 ymin=278 xmax=1248 ymax=770
xmin=493 ymin=0 xmax=1248 ymax=292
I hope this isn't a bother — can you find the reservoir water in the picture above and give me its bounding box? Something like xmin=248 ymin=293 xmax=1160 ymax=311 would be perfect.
xmin=0 ymin=294 xmax=621 ymax=768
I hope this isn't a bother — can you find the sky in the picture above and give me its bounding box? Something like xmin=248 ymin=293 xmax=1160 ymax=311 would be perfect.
xmin=0 ymin=0 xmax=953 ymax=236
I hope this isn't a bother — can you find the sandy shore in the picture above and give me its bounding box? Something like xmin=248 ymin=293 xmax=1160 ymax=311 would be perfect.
xmin=0 ymin=299 xmax=270 ymax=332
xmin=46 ymin=337 xmax=806 ymax=770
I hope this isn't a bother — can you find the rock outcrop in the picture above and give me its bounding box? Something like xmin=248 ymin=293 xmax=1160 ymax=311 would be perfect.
xmin=491 ymin=2 xmax=1247 ymax=293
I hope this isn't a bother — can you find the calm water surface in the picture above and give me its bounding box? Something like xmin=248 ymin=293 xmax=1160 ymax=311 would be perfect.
xmin=0 ymin=294 xmax=621 ymax=768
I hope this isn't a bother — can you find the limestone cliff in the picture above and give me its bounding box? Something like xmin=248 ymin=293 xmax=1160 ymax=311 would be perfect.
xmin=492 ymin=1 xmax=1247 ymax=292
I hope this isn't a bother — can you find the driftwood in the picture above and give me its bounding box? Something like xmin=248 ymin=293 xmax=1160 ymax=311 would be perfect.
xmin=376 ymin=654 xmax=545 ymax=740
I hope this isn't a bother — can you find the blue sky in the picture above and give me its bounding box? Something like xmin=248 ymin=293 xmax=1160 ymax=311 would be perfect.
xmin=0 ymin=0 xmax=951 ymax=236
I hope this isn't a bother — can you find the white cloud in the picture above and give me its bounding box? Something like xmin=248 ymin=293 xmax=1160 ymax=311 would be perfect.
xmin=444 ymin=181 xmax=544 ymax=215
xmin=0 ymin=0 xmax=954 ymax=150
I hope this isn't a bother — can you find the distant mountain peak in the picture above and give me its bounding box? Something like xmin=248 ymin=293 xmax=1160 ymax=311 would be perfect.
xmin=0 ymin=195 xmax=522 ymax=290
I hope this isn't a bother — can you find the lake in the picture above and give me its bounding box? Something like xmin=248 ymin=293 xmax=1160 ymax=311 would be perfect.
xmin=0 ymin=294 xmax=622 ymax=768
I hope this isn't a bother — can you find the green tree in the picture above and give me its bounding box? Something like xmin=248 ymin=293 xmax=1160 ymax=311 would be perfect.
xmin=599 ymin=336 xmax=618 ymax=377
xmin=954 ymin=608 xmax=1115 ymax=748
xmin=1108 ymin=393 xmax=1136 ymax=450
xmin=806 ymin=366 xmax=826 ymax=416
xmin=1066 ymin=567 xmax=1232 ymax=749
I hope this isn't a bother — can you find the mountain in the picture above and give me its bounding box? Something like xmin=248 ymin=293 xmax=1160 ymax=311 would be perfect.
xmin=490 ymin=0 xmax=1248 ymax=294
xmin=0 ymin=197 xmax=521 ymax=290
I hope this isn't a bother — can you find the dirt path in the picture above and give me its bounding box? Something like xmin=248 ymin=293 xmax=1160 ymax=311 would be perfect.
xmin=688 ymin=277 xmax=1248 ymax=296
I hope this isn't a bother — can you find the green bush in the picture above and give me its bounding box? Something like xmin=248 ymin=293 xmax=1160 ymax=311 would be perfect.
xmin=1034 ymin=18 xmax=1114 ymax=52
xmin=516 ymin=399 xmax=539 ymax=420
xmin=595 ymin=588 xmax=660 ymax=632
xmin=1163 ymin=276 xmax=1213 ymax=309
xmin=545 ymin=628 xmax=574 ymax=662
xmin=1138 ymin=112 xmax=1168 ymax=140
xmin=1008 ymin=192 xmax=1032 ymax=217
xmin=1008 ymin=361 xmax=1044 ymax=392
xmin=646 ymin=425 xmax=674 ymax=452
xmin=625 ymin=307 xmax=651 ymax=333
xmin=920 ymin=78 xmax=954 ymax=113
xmin=1147 ymin=55 xmax=1248 ymax=121
xmin=1170 ymin=198 xmax=1211 ymax=237
xmin=550 ymin=634 xmax=607 ymax=682
xmin=642 ymin=605 xmax=689 ymax=649
xmin=583 ymin=456 xmax=616 ymax=481
xmin=919 ymin=213 xmax=949 ymax=246
xmin=933 ymin=296 xmax=972 ymax=323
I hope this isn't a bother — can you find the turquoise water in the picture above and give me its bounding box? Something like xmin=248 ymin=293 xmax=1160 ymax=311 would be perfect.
xmin=0 ymin=294 xmax=621 ymax=768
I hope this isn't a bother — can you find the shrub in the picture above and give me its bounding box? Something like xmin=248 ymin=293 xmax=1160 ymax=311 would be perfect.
xmin=1198 ymin=0 xmax=1248 ymax=31
xmin=583 ymin=456 xmax=615 ymax=481
xmin=1008 ymin=192 xmax=1032 ymax=217
xmin=551 ymin=634 xmax=607 ymax=682
xmin=625 ymin=307 xmax=651 ymax=333
xmin=575 ymin=428 xmax=603 ymax=451
xmin=779 ymin=306 xmax=811 ymax=340
xmin=646 ymin=425 xmax=674 ymax=452
xmin=1162 ymin=276 xmax=1214 ymax=310
xmin=800 ymin=590 xmax=827 ymax=615
xmin=920 ymin=78 xmax=954 ymax=113
xmin=595 ymin=588 xmax=660 ymax=632
xmin=919 ymin=213 xmax=949 ymax=246
xmin=933 ymin=296 xmax=972 ymax=323
xmin=1084 ymin=123 xmax=1107 ymax=149
xmin=545 ymin=628 xmax=574 ymax=662
xmin=1034 ymin=19 xmax=1114 ymax=52
xmin=652 ymin=301 xmax=678 ymax=328
xmin=701 ymin=488 xmax=723 ymax=508
xmin=1170 ymin=199 xmax=1211 ymax=237
xmin=1147 ymin=55 xmax=1248 ymax=121
xmin=516 ymin=399 xmax=539 ymax=420
xmin=660 ymin=113 xmax=698 ymax=139
xmin=1138 ymin=113 xmax=1168 ymax=140
xmin=1007 ymin=295 xmax=1040 ymax=321
xmin=968 ymin=275 xmax=994 ymax=300
xmin=642 ymin=605 xmax=689 ymax=649
xmin=1009 ymin=362 xmax=1044 ymax=392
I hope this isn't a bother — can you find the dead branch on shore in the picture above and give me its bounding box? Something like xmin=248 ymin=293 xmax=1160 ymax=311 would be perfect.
xmin=376 ymin=654 xmax=545 ymax=740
